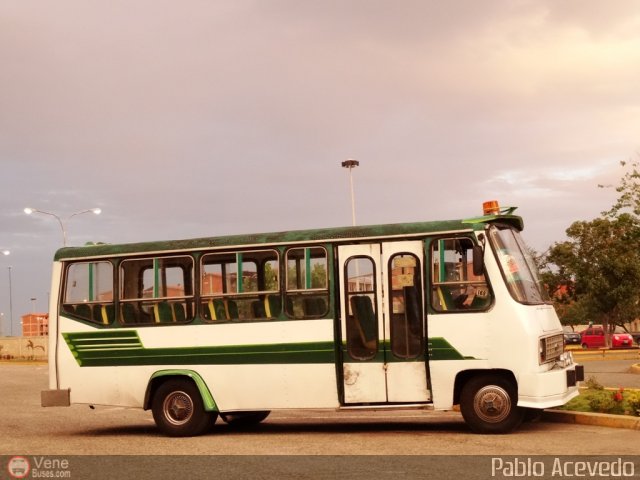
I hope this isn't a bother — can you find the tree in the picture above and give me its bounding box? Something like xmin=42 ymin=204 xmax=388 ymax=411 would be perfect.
xmin=601 ymin=158 xmax=640 ymax=218
xmin=543 ymin=214 xmax=640 ymax=345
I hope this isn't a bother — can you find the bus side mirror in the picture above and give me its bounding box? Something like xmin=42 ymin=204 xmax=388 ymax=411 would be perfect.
xmin=472 ymin=244 xmax=484 ymax=276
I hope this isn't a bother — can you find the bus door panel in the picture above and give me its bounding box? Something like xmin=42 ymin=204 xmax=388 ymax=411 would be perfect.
xmin=338 ymin=242 xmax=430 ymax=404
xmin=381 ymin=241 xmax=431 ymax=403
xmin=338 ymin=244 xmax=387 ymax=403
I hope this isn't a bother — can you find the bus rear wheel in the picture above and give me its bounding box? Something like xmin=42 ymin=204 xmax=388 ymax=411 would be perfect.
xmin=152 ymin=379 xmax=215 ymax=437
xmin=460 ymin=375 xmax=524 ymax=434
xmin=220 ymin=411 xmax=270 ymax=427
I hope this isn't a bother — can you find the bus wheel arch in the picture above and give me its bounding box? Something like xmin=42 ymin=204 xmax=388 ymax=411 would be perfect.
xmin=455 ymin=369 xmax=524 ymax=434
xmin=145 ymin=371 xmax=218 ymax=437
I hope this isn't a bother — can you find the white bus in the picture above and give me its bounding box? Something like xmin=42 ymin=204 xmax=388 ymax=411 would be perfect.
xmin=42 ymin=201 xmax=583 ymax=435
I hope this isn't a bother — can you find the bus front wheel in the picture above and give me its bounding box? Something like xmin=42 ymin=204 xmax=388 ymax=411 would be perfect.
xmin=152 ymin=379 xmax=215 ymax=437
xmin=460 ymin=375 xmax=524 ymax=434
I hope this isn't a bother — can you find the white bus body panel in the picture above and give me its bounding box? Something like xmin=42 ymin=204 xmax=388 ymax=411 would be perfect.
xmin=55 ymin=317 xmax=340 ymax=410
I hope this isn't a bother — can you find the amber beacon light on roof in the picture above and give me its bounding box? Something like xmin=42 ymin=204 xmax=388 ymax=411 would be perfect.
xmin=483 ymin=200 xmax=501 ymax=215
xmin=482 ymin=200 xmax=517 ymax=216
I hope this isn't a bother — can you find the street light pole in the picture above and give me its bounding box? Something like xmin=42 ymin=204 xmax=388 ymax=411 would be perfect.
xmin=8 ymin=266 xmax=13 ymax=337
xmin=24 ymin=207 xmax=102 ymax=247
xmin=1 ymin=251 xmax=11 ymax=337
xmin=341 ymin=159 xmax=360 ymax=227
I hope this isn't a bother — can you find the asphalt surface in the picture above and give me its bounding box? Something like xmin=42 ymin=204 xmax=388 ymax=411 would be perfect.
xmin=1 ymin=361 xmax=639 ymax=479
xmin=579 ymin=358 xmax=640 ymax=388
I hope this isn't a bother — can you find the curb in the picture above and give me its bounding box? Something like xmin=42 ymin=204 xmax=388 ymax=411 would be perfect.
xmin=571 ymin=349 xmax=640 ymax=362
xmin=543 ymin=409 xmax=640 ymax=430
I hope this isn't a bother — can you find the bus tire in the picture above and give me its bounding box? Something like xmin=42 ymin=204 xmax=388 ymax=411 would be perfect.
xmin=460 ymin=374 xmax=524 ymax=434
xmin=220 ymin=411 xmax=270 ymax=427
xmin=152 ymin=379 xmax=215 ymax=437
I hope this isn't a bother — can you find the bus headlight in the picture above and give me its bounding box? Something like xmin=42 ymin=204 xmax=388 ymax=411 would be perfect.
xmin=555 ymin=351 xmax=574 ymax=368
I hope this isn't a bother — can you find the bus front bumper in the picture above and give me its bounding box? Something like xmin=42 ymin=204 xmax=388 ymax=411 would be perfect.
xmin=517 ymin=364 xmax=584 ymax=410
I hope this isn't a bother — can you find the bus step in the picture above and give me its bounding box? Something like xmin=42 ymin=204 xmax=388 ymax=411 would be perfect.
xmin=337 ymin=403 xmax=434 ymax=412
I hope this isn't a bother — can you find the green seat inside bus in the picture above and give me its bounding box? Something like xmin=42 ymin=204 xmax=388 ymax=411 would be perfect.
xmin=350 ymin=295 xmax=377 ymax=347
xmin=153 ymin=301 xmax=187 ymax=323
xmin=251 ymin=295 xmax=281 ymax=319
xmin=204 ymin=299 xmax=225 ymax=321
xmin=92 ymin=304 xmax=115 ymax=325
xmin=120 ymin=302 xmax=138 ymax=324
xmin=303 ymin=297 xmax=327 ymax=317
xmin=403 ymin=286 xmax=422 ymax=335
xmin=74 ymin=303 xmax=92 ymax=320
xmin=172 ymin=302 xmax=186 ymax=322
xmin=154 ymin=301 xmax=174 ymax=323
xmin=203 ymin=299 xmax=238 ymax=321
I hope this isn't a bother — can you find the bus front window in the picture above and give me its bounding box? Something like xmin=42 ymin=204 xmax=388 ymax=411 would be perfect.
xmin=489 ymin=226 xmax=551 ymax=305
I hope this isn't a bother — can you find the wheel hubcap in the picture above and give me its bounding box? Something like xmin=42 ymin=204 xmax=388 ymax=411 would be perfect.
xmin=473 ymin=385 xmax=511 ymax=423
xmin=163 ymin=391 xmax=194 ymax=426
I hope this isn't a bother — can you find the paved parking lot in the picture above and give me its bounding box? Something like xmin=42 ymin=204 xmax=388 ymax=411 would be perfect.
xmin=580 ymin=358 xmax=640 ymax=388
xmin=1 ymin=362 xmax=639 ymax=458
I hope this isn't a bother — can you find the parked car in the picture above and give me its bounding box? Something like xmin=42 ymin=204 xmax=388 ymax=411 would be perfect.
xmin=580 ymin=326 xmax=634 ymax=349
xmin=563 ymin=332 xmax=581 ymax=345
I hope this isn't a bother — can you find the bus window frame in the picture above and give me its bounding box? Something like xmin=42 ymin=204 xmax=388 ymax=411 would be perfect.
xmin=487 ymin=224 xmax=552 ymax=306
xmin=343 ymin=254 xmax=379 ymax=361
xmin=61 ymin=260 xmax=116 ymax=326
xmin=119 ymin=254 xmax=195 ymax=325
xmin=387 ymin=252 xmax=424 ymax=360
xmin=284 ymin=246 xmax=330 ymax=319
xmin=200 ymin=249 xmax=281 ymax=322
xmin=428 ymin=236 xmax=493 ymax=314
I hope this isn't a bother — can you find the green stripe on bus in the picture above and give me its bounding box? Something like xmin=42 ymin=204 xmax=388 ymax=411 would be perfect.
xmin=63 ymin=331 xmax=335 ymax=367
xmin=428 ymin=337 xmax=476 ymax=360
xmin=338 ymin=338 xmax=475 ymax=362
xmin=62 ymin=331 xmax=474 ymax=366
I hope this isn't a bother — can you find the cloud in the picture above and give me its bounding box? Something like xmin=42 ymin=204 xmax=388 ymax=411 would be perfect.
xmin=1 ymin=0 xmax=640 ymax=323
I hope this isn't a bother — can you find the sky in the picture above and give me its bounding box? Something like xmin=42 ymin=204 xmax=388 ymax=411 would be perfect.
xmin=1 ymin=0 xmax=639 ymax=335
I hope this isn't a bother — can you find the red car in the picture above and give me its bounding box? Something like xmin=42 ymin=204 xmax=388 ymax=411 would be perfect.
xmin=580 ymin=326 xmax=634 ymax=349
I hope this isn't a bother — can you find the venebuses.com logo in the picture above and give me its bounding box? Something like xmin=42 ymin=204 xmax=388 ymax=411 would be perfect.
xmin=7 ymin=456 xmax=30 ymax=479
xmin=6 ymin=456 xmax=71 ymax=479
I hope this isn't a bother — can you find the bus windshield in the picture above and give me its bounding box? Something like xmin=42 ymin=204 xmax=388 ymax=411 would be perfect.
xmin=489 ymin=225 xmax=551 ymax=305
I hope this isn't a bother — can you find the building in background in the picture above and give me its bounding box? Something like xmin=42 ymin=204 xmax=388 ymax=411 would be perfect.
xmin=21 ymin=313 xmax=49 ymax=337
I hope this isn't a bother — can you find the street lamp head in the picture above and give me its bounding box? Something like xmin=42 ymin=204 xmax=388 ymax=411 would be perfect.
xmin=341 ymin=159 xmax=359 ymax=169
xmin=91 ymin=208 xmax=102 ymax=215
xmin=24 ymin=207 xmax=35 ymax=215
xmin=1 ymin=250 xmax=9 ymax=256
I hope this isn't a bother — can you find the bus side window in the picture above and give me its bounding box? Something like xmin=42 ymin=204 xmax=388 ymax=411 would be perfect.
xmin=285 ymin=247 xmax=329 ymax=319
xmin=120 ymin=256 xmax=194 ymax=325
xmin=388 ymin=253 xmax=423 ymax=359
xmin=431 ymin=238 xmax=492 ymax=313
xmin=62 ymin=261 xmax=114 ymax=325
xmin=344 ymin=257 xmax=377 ymax=360
xmin=201 ymin=250 xmax=280 ymax=322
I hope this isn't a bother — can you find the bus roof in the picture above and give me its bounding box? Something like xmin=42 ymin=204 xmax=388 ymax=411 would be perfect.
xmin=53 ymin=214 xmax=524 ymax=261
